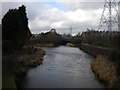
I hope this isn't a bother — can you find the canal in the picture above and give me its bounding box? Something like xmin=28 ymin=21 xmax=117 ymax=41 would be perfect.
xmin=21 ymin=46 xmax=105 ymax=88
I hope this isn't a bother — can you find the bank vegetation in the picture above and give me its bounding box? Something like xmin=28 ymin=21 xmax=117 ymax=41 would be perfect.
xmin=2 ymin=5 xmax=46 ymax=89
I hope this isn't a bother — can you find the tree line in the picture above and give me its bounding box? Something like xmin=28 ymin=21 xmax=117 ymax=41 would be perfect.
xmin=80 ymin=29 xmax=120 ymax=50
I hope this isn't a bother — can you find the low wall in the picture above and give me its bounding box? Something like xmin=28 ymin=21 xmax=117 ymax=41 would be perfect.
xmin=80 ymin=43 xmax=115 ymax=57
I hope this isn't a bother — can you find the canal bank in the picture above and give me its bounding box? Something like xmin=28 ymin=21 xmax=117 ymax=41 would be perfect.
xmin=20 ymin=46 xmax=105 ymax=88
xmin=2 ymin=47 xmax=46 ymax=89
xmin=80 ymin=43 xmax=120 ymax=88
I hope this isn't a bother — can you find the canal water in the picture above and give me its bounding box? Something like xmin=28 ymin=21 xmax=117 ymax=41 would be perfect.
xmin=21 ymin=46 xmax=105 ymax=88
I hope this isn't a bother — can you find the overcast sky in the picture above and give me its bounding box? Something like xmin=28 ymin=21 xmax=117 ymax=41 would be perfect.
xmin=1 ymin=0 xmax=120 ymax=35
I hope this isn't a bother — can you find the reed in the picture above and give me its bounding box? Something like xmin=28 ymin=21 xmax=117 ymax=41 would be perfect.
xmin=91 ymin=55 xmax=118 ymax=88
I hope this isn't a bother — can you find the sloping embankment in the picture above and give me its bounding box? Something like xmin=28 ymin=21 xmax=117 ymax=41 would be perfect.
xmin=2 ymin=47 xmax=46 ymax=89
xmin=80 ymin=43 xmax=120 ymax=88
xmin=80 ymin=43 xmax=115 ymax=56
xmin=91 ymin=55 xmax=118 ymax=88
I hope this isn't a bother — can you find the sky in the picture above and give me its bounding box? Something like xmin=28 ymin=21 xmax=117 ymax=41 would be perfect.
xmin=1 ymin=0 xmax=120 ymax=35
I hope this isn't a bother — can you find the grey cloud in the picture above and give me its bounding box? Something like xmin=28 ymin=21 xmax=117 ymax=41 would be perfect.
xmin=0 ymin=2 xmax=2 ymax=23
xmin=1 ymin=2 xmax=102 ymax=35
xmin=55 ymin=0 xmax=120 ymax=2
xmin=26 ymin=2 xmax=52 ymax=20
xmin=30 ymin=26 xmax=51 ymax=34
xmin=2 ymin=2 xmax=23 ymax=17
xmin=29 ymin=2 xmax=102 ymax=34
xmin=2 ymin=1 xmax=118 ymax=35
xmin=58 ymin=2 xmax=104 ymax=11
xmin=1 ymin=2 xmax=51 ymax=20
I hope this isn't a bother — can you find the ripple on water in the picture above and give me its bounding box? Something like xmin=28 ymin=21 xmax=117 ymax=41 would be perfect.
xmin=21 ymin=46 xmax=105 ymax=88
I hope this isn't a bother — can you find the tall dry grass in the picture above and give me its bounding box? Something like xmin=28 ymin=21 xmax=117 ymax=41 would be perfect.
xmin=91 ymin=55 xmax=118 ymax=88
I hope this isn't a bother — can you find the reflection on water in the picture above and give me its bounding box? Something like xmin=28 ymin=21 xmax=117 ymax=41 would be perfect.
xmin=21 ymin=46 xmax=105 ymax=88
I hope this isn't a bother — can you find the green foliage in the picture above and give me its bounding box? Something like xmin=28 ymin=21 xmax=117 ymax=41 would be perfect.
xmin=2 ymin=5 xmax=32 ymax=54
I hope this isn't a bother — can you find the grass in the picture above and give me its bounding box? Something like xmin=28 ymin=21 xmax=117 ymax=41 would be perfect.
xmin=91 ymin=55 xmax=119 ymax=88
xmin=21 ymin=48 xmax=46 ymax=67
xmin=2 ymin=74 xmax=16 ymax=88
xmin=2 ymin=54 xmax=18 ymax=74
xmin=2 ymin=47 xmax=46 ymax=89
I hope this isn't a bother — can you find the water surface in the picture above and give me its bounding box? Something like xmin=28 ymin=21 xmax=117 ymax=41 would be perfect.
xmin=21 ymin=46 xmax=105 ymax=88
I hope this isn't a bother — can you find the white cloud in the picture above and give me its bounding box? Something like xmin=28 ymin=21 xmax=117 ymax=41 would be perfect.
xmin=65 ymin=9 xmax=91 ymax=22
xmin=2 ymin=1 xmax=118 ymax=34
xmin=28 ymin=5 xmax=103 ymax=34
xmin=57 ymin=2 xmax=105 ymax=11
xmin=51 ymin=21 xmax=63 ymax=28
xmin=29 ymin=18 xmax=51 ymax=29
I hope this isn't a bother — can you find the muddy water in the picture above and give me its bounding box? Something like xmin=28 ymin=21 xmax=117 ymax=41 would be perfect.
xmin=21 ymin=46 xmax=105 ymax=88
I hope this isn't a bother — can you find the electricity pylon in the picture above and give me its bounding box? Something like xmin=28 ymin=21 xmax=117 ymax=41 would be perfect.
xmin=70 ymin=25 xmax=72 ymax=35
xmin=98 ymin=0 xmax=120 ymax=31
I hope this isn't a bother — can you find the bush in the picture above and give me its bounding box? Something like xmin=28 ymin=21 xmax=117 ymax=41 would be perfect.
xmin=2 ymin=40 xmax=15 ymax=54
xmin=2 ymin=5 xmax=32 ymax=54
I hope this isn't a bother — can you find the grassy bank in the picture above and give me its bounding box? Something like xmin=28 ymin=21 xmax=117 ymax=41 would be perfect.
xmin=2 ymin=74 xmax=16 ymax=88
xmin=2 ymin=47 xmax=46 ymax=89
xmin=91 ymin=55 xmax=119 ymax=88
